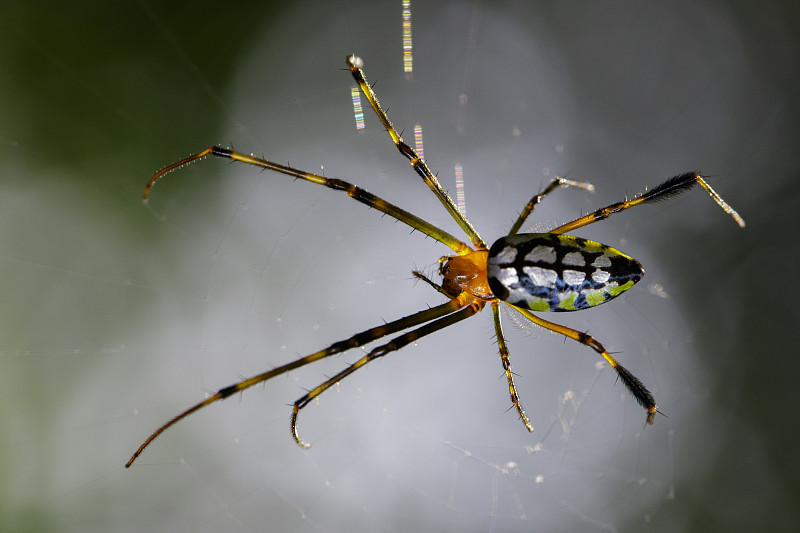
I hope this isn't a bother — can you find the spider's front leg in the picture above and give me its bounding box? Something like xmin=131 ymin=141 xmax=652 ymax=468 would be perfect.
xmin=125 ymin=293 xmax=473 ymax=466
xmin=347 ymin=54 xmax=487 ymax=250
xmin=290 ymin=295 xmax=484 ymax=447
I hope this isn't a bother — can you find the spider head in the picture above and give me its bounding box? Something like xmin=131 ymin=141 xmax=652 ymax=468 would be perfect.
xmin=440 ymin=250 xmax=493 ymax=300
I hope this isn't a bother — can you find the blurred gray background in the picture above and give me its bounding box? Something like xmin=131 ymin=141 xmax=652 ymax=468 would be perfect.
xmin=1 ymin=1 xmax=797 ymax=532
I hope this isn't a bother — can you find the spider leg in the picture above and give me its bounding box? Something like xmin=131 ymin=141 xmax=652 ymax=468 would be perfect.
xmin=125 ymin=292 xmax=474 ymax=467
xmin=510 ymin=305 xmax=657 ymax=424
xmin=491 ymin=300 xmax=533 ymax=431
xmin=550 ymin=172 xmax=745 ymax=234
xmin=291 ymin=296 xmax=484 ymax=447
xmin=347 ymin=55 xmax=486 ymax=251
xmin=508 ymin=177 xmax=595 ymax=236
xmin=143 ymin=146 xmax=472 ymax=255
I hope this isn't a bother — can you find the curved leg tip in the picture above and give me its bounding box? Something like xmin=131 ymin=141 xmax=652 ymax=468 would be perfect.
xmin=291 ymin=407 xmax=312 ymax=449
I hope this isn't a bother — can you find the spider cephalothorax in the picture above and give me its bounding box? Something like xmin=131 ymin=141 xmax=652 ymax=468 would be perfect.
xmin=440 ymin=250 xmax=491 ymax=300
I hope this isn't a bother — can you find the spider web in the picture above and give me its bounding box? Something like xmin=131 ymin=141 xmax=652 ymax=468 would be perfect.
xmin=2 ymin=1 xmax=796 ymax=533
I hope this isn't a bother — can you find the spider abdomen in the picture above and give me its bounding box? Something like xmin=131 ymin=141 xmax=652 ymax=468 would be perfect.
xmin=487 ymin=234 xmax=643 ymax=312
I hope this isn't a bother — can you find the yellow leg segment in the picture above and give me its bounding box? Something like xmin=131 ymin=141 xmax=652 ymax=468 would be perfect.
xmin=347 ymin=54 xmax=486 ymax=251
xmin=291 ymin=295 xmax=483 ymax=447
xmin=511 ymin=305 xmax=657 ymax=424
xmin=126 ymin=293 xmax=473 ymax=467
xmin=550 ymin=172 xmax=744 ymax=234
xmin=143 ymin=146 xmax=473 ymax=255
xmin=508 ymin=177 xmax=594 ymax=236
xmin=491 ymin=300 xmax=533 ymax=431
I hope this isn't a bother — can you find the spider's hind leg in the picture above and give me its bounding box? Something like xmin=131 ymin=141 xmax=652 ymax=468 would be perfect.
xmin=549 ymin=172 xmax=745 ymax=234
xmin=492 ymin=300 xmax=533 ymax=432
xmin=511 ymin=305 xmax=657 ymax=424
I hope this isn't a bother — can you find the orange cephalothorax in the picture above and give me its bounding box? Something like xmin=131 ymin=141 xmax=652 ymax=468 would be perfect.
xmin=440 ymin=250 xmax=493 ymax=300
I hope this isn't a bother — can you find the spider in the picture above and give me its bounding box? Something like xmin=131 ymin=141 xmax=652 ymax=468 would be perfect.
xmin=126 ymin=54 xmax=745 ymax=468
